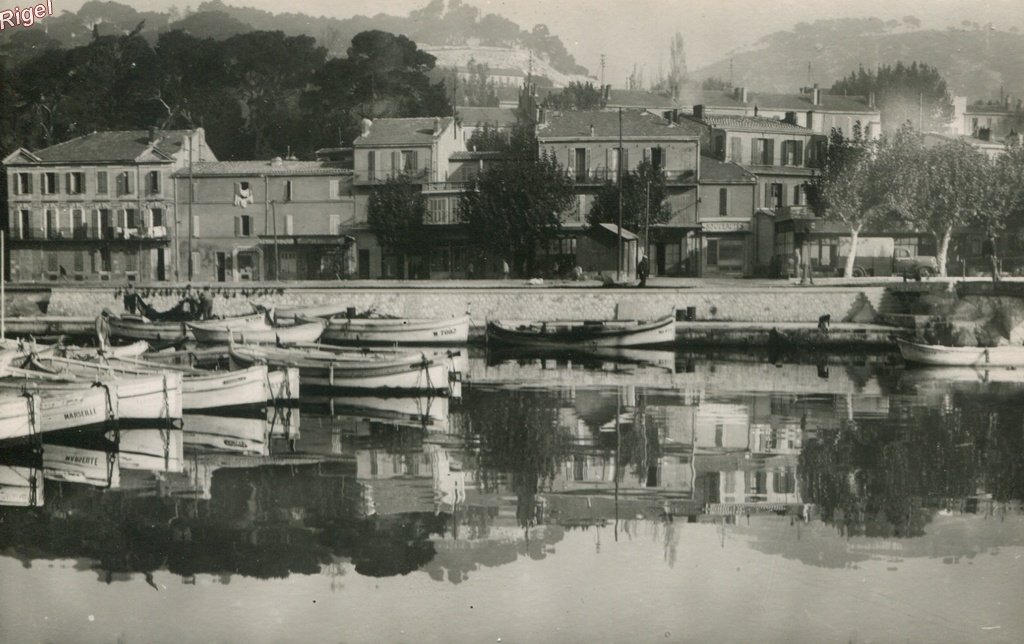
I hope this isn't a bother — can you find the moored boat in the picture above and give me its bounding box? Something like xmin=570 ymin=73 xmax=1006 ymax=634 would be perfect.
xmin=104 ymin=311 xmax=264 ymax=343
xmin=897 ymin=338 xmax=1024 ymax=366
xmin=4 ymin=316 xmax=96 ymax=338
xmin=486 ymin=314 xmax=677 ymax=349
xmin=187 ymin=318 xmax=326 ymax=345
xmin=318 ymin=314 xmax=471 ymax=345
xmin=272 ymin=303 xmax=351 ymax=322
xmin=0 ymin=372 xmax=183 ymax=424
xmin=229 ymin=344 xmax=450 ymax=394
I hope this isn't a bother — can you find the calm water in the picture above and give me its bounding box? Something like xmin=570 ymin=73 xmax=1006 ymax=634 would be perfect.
xmin=1 ymin=349 xmax=1023 ymax=644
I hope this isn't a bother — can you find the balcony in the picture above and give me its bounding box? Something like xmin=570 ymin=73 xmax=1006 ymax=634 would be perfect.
xmin=423 ymin=181 xmax=473 ymax=193
xmin=566 ymin=168 xmax=696 ymax=184
xmin=354 ymin=168 xmax=431 ymax=185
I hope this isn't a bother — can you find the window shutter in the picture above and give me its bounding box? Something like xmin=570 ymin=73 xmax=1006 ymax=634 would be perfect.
xmin=153 ymin=171 xmax=161 ymax=194
xmin=11 ymin=175 xmax=18 ymax=196
xmin=126 ymin=172 xmax=134 ymax=194
xmin=367 ymin=151 xmax=375 ymax=180
xmin=750 ymin=140 xmax=759 ymax=165
xmin=285 ymin=215 xmax=294 ymax=236
xmin=719 ymin=188 xmax=728 ymax=216
xmin=53 ymin=173 xmax=60 ymax=193
xmin=329 ymin=179 xmax=339 ymax=199
xmin=329 ymin=214 xmax=341 ymax=235
xmin=93 ymin=210 xmax=102 ymax=239
xmin=622 ymin=148 xmax=629 ymax=173
xmin=97 ymin=172 xmax=106 ymax=194
xmin=80 ymin=173 xmax=87 ymax=193
xmin=643 ymin=147 xmax=651 ymax=163
xmin=391 ymin=151 xmax=399 ymax=176
xmin=115 ymin=173 xmax=124 ymax=196
xmin=765 ymin=139 xmax=775 ymax=165
xmin=410 ymin=151 xmax=419 ymax=171
xmin=567 ymin=148 xmax=576 ymax=174
xmin=26 ymin=173 xmax=32 ymax=194
xmin=65 ymin=172 xmax=72 ymax=194
xmin=780 ymin=183 xmax=787 ymax=205
xmin=794 ymin=141 xmax=804 ymax=166
xmin=234 ymin=216 xmax=241 ymax=236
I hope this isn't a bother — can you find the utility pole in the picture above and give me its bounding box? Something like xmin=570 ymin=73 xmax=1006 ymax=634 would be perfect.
xmin=187 ymin=133 xmax=193 ymax=281
xmin=919 ymin=92 xmax=924 ymax=130
xmin=644 ymin=181 xmax=650 ymax=258
xmin=617 ymin=108 xmax=623 ymax=283
xmin=600 ymin=54 xmax=606 ymax=89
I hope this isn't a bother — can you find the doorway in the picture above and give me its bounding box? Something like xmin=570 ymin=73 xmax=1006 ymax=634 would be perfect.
xmin=215 ymin=252 xmax=227 ymax=282
xmin=358 ymin=249 xmax=371 ymax=279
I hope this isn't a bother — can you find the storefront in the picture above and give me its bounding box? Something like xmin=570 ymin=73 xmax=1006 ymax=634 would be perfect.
xmin=699 ymin=219 xmax=753 ymax=277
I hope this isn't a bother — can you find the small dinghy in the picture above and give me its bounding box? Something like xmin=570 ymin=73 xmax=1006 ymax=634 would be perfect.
xmin=486 ymin=314 xmax=676 ymax=349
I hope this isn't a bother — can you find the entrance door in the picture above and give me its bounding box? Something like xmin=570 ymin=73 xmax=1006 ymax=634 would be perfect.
xmin=215 ymin=252 xmax=227 ymax=282
xmin=156 ymin=249 xmax=166 ymax=281
xmin=236 ymin=251 xmax=256 ymax=281
xmin=655 ymin=243 xmax=666 ymax=276
xmin=358 ymin=249 xmax=370 ymax=279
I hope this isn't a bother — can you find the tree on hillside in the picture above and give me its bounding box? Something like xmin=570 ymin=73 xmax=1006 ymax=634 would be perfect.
xmin=458 ymin=146 xmax=575 ymax=277
xmin=701 ymin=76 xmax=732 ymax=91
xmin=462 ymin=58 xmax=499 ymax=107
xmin=831 ymin=62 xmax=953 ymax=133
xmin=587 ymin=160 xmax=672 ymax=237
xmin=808 ymin=125 xmax=894 ymax=279
xmin=367 ymin=175 xmax=429 ymax=279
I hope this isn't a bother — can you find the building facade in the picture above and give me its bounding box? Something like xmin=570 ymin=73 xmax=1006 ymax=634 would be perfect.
xmin=172 ymin=159 xmax=356 ymax=281
xmin=3 ymin=129 xmax=215 ymax=283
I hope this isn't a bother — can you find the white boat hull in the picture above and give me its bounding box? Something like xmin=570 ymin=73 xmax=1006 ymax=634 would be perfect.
xmin=322 ymin=315 xmax=471 ymax=345
xmin=188 ymin=320 xmax=326 ymax=345
xmin=43 ymin=444 xmax=120 ymax=488
xmin=487 ymin=315 xmax=677 ymax=349
xmin=0 ymin=465 xmax=43 ymax=507
xmin=0 ymin=395 xmax=40 ymax=442
xmin=897 ymin=339 xmax=1024 ymax=366
xmin=114 ymin=428 xmax=184 ymax=473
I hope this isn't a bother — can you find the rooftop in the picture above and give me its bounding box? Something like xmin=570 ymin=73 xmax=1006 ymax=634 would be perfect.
xmin=353 ymin=117 xmax=454 ymax=147
xmin=539 ymin=110 xmax=703 ymax=139
xmin=17 ymin=129 xmax=195 ymax=164
xmin=457 ymin=66 xmax=525 ymax=77
xmin=699 ymin=156 xmax=756 ymax=183
xmin=605 ymin=89 xmax=679 ymax=110
xmin=682 ymin=89 xmax=878 ymax=114
xmin=174 ymin=160 xmax=352 ymax=177
xmin=698 ymin=114 xmax=813 ymax=134
xmin=457 ymin=106 xmax=518 ymax=127
xmin=449 ymin=150 xmax=510 ymax=161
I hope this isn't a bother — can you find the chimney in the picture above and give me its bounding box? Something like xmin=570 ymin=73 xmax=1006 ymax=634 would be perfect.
xmin=433 ymin=116 xmax=441 ymax=133
xmin=693 ymin=105 xmax=705 ymax=121
xmin=783 ymin=111 xmax=797 ymax=125
xmin=868 ymin=91 xmax=876 ymax=109
xmin=812 ymin=86 xmax=822 ymax=106
xmin=589 ymin=124 xmax=595 ymax=137
xmin=734 ymin=87 xmax=749 ymax=103
xmin=148 ymin=127 xmax=158 ymax=143
xmin=360 ymin=118 xmax=373 ymax=137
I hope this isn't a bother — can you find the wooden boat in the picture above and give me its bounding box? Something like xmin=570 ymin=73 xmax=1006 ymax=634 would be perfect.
xmin=0 ymin=394 xmax=40 ymax=442
xmin=113 ymin=428 xmax=184 ymax=473
xmin=4 ymin=316 xmax=95 ymax=337
xmin=104 ymin=311 xmax=264 ymax=343
xmin=0 ymin=372 xmax=184 ymax=425
xmin=0 ymin=464 xmax=43 ymax=507
xmin=43 ymin=443 xmax=120 ymax=488
xmin=486 ymin=314 xmax=677 ymax=349
xmin=26 ymin=354 xmax=285 ymax=411
xmin=318 ymin=314 xmax=471 ymax=345
xmin=187 ymin=318 xmax=326 ymax=345
xmin=229 ymin=343 xmax=450 ymax=394
xmin=183 ymin=413 xmax=271 ymax=456
xmin=897 ymin=338 xmax=1024 ymax=366
xmin=272 ymin=303 xmax=351 ymax=322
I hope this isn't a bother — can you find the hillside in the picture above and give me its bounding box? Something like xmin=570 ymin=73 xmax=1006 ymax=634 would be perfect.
xmin=423 ymin=45 xmax=593 ymax=87
xmin=0 ymin=0 xmax=590 ymax=80
xmin=693 ymin=18 xmax=1024 ymax=99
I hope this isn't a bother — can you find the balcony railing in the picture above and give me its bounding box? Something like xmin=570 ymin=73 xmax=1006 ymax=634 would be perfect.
xmin=566 ymin=168 xmax=696 ymax=184
xmin=354 ymin=168 xmax=431 ymax=185
xmin=423 ymin=181 xmax=473 ymax=193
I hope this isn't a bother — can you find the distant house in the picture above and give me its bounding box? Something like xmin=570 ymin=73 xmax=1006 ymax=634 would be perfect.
xmin=680 ymin=85 xmax=882 ymax=138
xmin=172 ymin=158 xmax=355 ymax=281
xmin=3 ymin=128 xmax=215 ymax=283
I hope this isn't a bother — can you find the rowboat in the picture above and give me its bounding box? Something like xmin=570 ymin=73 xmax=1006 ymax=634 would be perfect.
xmin=486 ymin=314 xmax=677 ymax=349
xmin=318 ymin=314 xmax=471 ymax=345
xmin=272 ymin=303 xmax=351 ymax=322
xmin=183 ymin=413 xmax=272 ymax=456
xmin=187 ymin=318 xmax=326 ymax=345
xmin=0 ymin=394 xmax=40 ymax=442
xmin=0 ymin=372 xmax=183 ymax=426
xmin=104 ymin=311 xmax=265 ymax=343
xmin=229 ymin=344 xmax=450 ymax=394
xmin=26 ymin=353 xmax=292 ymax=411
xmin=896 ymin=338 xmax=1024 ymax=366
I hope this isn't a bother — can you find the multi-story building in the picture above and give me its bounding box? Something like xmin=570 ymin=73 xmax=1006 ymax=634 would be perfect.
xmin=3 ymin=128 xmax=215 ymax=282
xmin=353 ymin=116 xmax=467 ymax=278
xmin=537 ymin=110 xmax=704 ymax=276
xmin=694 ymin=156 xmax=758 ymax=276
xmin=682 ymin=85 xmax=882 ymax=138
xmin=171 ymin=158 xmax=356 ymax=281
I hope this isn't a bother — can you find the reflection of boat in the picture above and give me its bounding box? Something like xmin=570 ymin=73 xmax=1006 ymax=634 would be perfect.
xmin=486 ymin=346 xmax=676 ymax=372
xmin=43 ymin=443 xmax=120 ymax=488
xmin=0 ymin=464 xmax=43 ymax=507
xmin=487 ymin=315 xmax=676 ymax=349
xmin=310 ymin=394 xmax=449 ymax=431
xmin=229 ymin=344 xmax=449 ymax=394
xmin=187 ymin=319 xmax=326 ymax=345
xmin=113 ymin=428 xmax=183 ymax=473
xmin=897 ymin=338 xmax=1024 ymax=366
xmin=183 ymin=413 xmax=272 ymax=455
xmin=318 ymin=314 xmax=471 ymax=345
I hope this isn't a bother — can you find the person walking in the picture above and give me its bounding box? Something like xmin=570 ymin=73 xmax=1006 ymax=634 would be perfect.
xmin=637 ymin=254 xmax=650 ymax=288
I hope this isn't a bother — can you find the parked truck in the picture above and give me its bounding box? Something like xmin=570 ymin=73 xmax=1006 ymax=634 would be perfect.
xmin=837 ymin=237 xmax=939 ymax=278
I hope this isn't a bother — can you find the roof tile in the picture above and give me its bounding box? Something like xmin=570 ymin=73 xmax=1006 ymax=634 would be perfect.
xmin=29 ymin=130 xmax=194 ymax=163
xmin=354 ymin=117 xmax=453 ymax=146
xmin=538 ymin=110 xmax=703 ymax=139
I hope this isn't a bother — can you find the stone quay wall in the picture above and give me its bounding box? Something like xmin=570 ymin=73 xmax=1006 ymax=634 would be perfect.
xmin=39 ymin=283 xmax=887 ymax=325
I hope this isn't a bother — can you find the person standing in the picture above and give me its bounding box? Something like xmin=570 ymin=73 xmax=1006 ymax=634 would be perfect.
xmin=983 ymin=234 xmax=1001 ymax=283
xmin=198 ymin=286 xmax=215 ymax=320
xmin=123 ymin=284 xmax=145 ymax=315
xmin=637 ymin=254 xmax=650 ymax=287
xmin=502 ymin=259 xmax=510 ymax=280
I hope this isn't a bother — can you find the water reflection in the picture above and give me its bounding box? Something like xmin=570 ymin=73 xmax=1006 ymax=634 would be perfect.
xmin=0 ymin=349 xmax=1022 ymax=592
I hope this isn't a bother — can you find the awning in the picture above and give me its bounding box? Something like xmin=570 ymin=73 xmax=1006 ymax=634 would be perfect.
xmin=596 ymin=223 xmax=639 ymax=240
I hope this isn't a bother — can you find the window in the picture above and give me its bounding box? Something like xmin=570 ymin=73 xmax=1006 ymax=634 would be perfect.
xmin=99 ymin=209 xmax=113 ymax=239
xmin=751 ymin=139 xmax=774 ymax=165
xmin=97 ymin=248 xmax=112 ymax=273
xmin=719 ymin=188 xmax=728 ymax=216
xmin=66 ymin=172 xmax=85 ymax=195
xmin=284 ymin=215 xmax=294 ymax=236
xmin=285 ymin=180 xmax=294 ymax=202
xmin=367 ymin=151 xmax=376 ymax=181
xmin=766 ymin=183 xmax=784 ymax=209
xmin=73 ymin=251 xmax=84 ymax=275
xmin=19 ymin=210 xmax=31 ymax=239
xmin=150 ymin=208 xmax=164 ymax=227
xmin=45 ymin=209 xmax=58 ymax=238
xmin=42 ymin=172 xmax=58 ymax=195
xmin=782 ymin=140 xmax=804 ymax=166
xmin=124 ymin=208 xmax=139 ymax=230
xmin=648 ymin=146 xmax=664 ymax=171
xmin=574 ymin=148 xmax=587 ymax=179
xmin=116 ymin=171 xmax=135 ymax=196
xmin=730 ymin=137 xmax=742 ymax=164
xmin=401 ymin=150 xmax=418 ymax=174
xmin=235 ymin=215 xmax=252 ymax=237
xmin=329 ymin=179 xmax=341 ymax=199
xmin=14 ymin=172 xmax=32 ymax=195
xmin=72 ymin=209 xmax=87 ymax=239
xmin=427 ymin=197 xmax=450 ymax=224
xmin=192 ymin=216 xmax=200 ymax=238
xmin=707 ymin=239 xmax=719 ymax=266
xmin=328 ymin=214 xmax=341 ymax=235
xmin=610 ymin=147 xmax=628 ymax=179
xmin=147 ymin=170 xmax=161 ymax=195
xmin=793 ymin=185 xmax=803 ymax=206
xmin=96 ymin=171 xmax=108 ymax=194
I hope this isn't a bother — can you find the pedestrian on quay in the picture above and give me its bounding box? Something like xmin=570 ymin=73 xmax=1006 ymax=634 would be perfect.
xmin=502 ymin=259 xmax=510 ymax=280
xmin=983 ymin=234 xmax=1001 ymax=283
xmin=123 ymin=283 xmax=145 ymax=315
xmin=637 ymin=253 xmax=650 ymax=288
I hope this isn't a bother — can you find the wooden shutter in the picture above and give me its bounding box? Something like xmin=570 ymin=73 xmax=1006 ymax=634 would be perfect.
xmin=234 ymin=216 xmax=241 ymax=236
xmin=794 ymin=141 xmax=804 ymax=166
xmin=284 ymin=215 xmax=294 ymax=236
xmin=65 ymin=172 xmax=72 ymax=194
xmin=750 ymin=140 xmax=759 ymax=165
xmin=97 ymin=172 xmax=106 ymax=194
xmin=410 ymin=151 xmax=419 ymax=172
xmin=719 ymin=188 xmax=728 ymax=216
xmin=765 ymin=139 xmax=775 ymax=165
xmin=115 ymin=173 xmax=125 ymax=196
xmin=367 ymin=151 xmax=375 ymax=180
xmin=568 ymin=148 xmax=576 ymax=174
xmin=192 ymin=216 xmax=200 ymax=238
xmin=11 ymin=174 xmax=18 ymax=196
xmin=779 ymin=183 xmax=787 ymax=206
xmin=26 ymin=173 xmax=32 ymax=194
xmin=329 ymin=179 xmax=339 ymax=199
xmin=391 ymin=151 xmax=400 ymax=176
xmin=125 ymin=172 xmax=134 ymax=195
xmin=53 ymin=173 xmax=60 ymax=194
xmin=329 ymin=214 xmax=341 ymax=235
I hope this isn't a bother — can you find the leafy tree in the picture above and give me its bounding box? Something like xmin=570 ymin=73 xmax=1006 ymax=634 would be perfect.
xmin=458 ymin=144 xmax=575 ymax=277
xmin=808 ymin=125 xmax=894 ymax=279
xmin=975 ymin=144 xmax=1024 ymax=249
xmin=461 ymin=58 xmax=498 ymax=107
xmin=587 ymin=160 xmax=672 ymax=236
xmin=367 ymin=175 xmax=429 ymax=279
xmin=466 ymin=124 xmax=510 ymax=152
xmin=542 ymin=81 xmax=604 ymax=111
xmin=700 ymin=76 xmax=733 ymax=91
xmin=831 ymin=61 xmax=953 ymax=133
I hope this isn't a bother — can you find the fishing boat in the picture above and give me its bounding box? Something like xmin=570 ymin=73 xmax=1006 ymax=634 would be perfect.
xmin=486 ymin=314 xmax=677 ymax=349
xmin=272 ymin=303 xmax=351 ymax=322
xmin=229 ymin=343 xmax=450 ymax=394
xmin=896 ymin=338 xmax=1024 ymax=366
xmin=104 ymin=311 xmax=265 ymax=343
xmin=25 ymin=353 xmax=292 ymax=411
xmin=183 ymin=413 xmax=271 ymax=456
xmin=187 ymin=318 xmax=326 ymax=345
xmin=4 ymin=316 xmax=95 ymax=338
xmin=0 ymin=394 xmax=40 ymax=442
xmin=317 ymin=314 xmax=471 ymax=345
xmin=114 ymin=428 xmax=184 ymax=473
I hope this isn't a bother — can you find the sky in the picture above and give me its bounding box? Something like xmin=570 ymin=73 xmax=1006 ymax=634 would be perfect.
xmin=57 ymin=0 xmax=1024 ymax=86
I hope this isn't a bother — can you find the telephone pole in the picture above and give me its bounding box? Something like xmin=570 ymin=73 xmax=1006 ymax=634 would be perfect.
xmin=617 ymin=108 xmax=623 ymax=283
